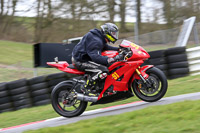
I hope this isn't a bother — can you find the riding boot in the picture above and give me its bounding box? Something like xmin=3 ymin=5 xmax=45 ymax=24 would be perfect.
xmin=84 ymin=77 xmax=96 ymax=90
xmin=83 ymin=72 xmax=108 ymax=93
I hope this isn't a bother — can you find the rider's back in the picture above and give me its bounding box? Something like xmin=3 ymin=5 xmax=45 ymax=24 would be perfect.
xmin=72 ymin=28 xmax=109 ymax=65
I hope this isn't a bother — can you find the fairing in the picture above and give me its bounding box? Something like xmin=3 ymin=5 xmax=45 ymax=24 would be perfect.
xmin=47 ymin=61 xmax=85 ymax=75
xmin=98 ymin=60 xmax=144 ymax=99
xmin=120 ymin=40 xmax=150 ymax=61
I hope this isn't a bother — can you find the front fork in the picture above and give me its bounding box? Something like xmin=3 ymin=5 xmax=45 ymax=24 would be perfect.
xmin=135 ymin=67 xmax=152 ymax=88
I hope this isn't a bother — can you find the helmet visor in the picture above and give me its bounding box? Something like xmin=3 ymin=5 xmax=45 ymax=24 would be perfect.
xmin=111 ymin=31 xmax=119 ymax=40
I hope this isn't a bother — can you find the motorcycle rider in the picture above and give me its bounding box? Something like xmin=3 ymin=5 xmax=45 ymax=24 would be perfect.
xmin=72 ymin=23 xmax=123 ymax=90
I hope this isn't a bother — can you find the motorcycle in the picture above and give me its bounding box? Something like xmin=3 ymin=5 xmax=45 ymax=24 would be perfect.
xmin=47 ymin=40 xmax=168 ymax=118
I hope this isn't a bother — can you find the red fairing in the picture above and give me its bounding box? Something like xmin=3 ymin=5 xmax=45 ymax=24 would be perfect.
xmin=120 ymin=40 xmax=150 ymax=61
xmin=47 ymin=61 xmax=85 ymax=75
xmin=101 ymin=50 xmax=119 ymax=58
xmin=132 ymin=65 xmax=154 ymax=80
xmin=98 ymin=60 xmax=144 ymax=99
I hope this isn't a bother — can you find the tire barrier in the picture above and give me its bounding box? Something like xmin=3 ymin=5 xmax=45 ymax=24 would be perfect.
xmin=0 ymin=83 xmax=14 ymax=113
xmin=7 ymin=79 xmax=32 ymax=111
xmin=143 ymin=50 xmax=168 ymax=76
xmin=0 ymin=72 xmax=73 ymax=113
xmin=1 ymin=46 xmax=198 ymax=113
xmin=144 ymin=47 xmax=189 ymax=79
xmin=165 ymin=47 xmax=189 ymax=79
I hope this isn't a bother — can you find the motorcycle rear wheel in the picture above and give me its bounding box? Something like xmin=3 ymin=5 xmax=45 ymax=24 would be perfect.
xmin=51 ymin=82 xmax=87 ymax=117
xmin=132 ymin=67 xmax=168 ymax=102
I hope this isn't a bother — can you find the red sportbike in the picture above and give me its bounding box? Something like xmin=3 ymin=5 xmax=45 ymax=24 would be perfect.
xmin=47 ymin=40 xmax=168 ymax=117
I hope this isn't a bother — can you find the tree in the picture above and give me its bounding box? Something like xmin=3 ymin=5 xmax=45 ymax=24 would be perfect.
xmin=2 ymin=0 xmax=18 ymax=33
xmin=0 ymin=0 xmax=4 ymax=23
xmin=136 ymin=0 xmax=141 ymax=29
xmin=108 ymin=0 xmax=116 ymax=22
xmin=119 ymin=0 xmax=127 ymax=31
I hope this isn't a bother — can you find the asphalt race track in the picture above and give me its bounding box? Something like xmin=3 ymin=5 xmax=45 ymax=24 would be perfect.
xmin=1 ymin=92 xmax=200 ymax=133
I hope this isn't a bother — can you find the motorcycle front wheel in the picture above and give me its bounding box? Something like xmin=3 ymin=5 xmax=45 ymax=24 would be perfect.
xmin=51 ymin=82 xmax=87 ymax=118
xmin=132 ymin=67 xmax=168 ymax=102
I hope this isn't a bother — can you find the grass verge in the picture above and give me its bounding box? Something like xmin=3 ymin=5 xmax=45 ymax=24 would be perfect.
xmin=0 ymin=40 xmax=32 ymax=65
xmin=25 ymin=100 xmax=200 ymax=133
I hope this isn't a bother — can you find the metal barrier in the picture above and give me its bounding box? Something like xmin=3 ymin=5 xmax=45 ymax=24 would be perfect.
xmin=186 ymin=46 xmax=200 ymax=76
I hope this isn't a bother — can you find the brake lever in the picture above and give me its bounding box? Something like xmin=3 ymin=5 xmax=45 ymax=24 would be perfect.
xmin=124 ymin=51 xmax=132 ymax=60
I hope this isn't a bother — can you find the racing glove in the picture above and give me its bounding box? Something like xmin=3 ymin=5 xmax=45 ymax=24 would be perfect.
xmin=107 ymin=54 xmax=124 ymax=64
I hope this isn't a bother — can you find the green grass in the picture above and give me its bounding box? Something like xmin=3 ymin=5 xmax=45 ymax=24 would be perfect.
xmin=0 ymin=40 xmax=32 ymax=65
xmin=0 ymin=74 xmax=200 ymax=128
xmin=0 ymin=40 xmax=62 ymax=82
xmin=25 ymin=100 xmax=200 ymax=133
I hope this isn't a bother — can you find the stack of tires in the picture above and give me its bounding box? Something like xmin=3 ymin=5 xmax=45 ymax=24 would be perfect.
xmin=0 ymin=72 xmax=75 ymax=113
xmin=143 ymin=50 xmax=168 ymax=76
xmin=165 ymin=47 xmax=189 ymax=79
xmin=47 ymin=72 xmax=71 ymax=93
xmin=28 ymin=75 xmax=50 ymax=106
xmin=0 ymin=83 xmax=14 ymax=113
xmin=7 ymin=79 xmax=32 ymax=110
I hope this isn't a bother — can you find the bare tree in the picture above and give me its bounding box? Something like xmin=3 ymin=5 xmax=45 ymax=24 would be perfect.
xmin=0 ymin=0 xmax=4 ymax=23
xmin=108 ymin=0 xmax=116 ymax=22
xmin=136 ymin=0 xmax=141 ymax=30
xmin=2 ymin=0 xmax=18 ymax=33
xmin=119 ymin=0 xmax=127 ymax=31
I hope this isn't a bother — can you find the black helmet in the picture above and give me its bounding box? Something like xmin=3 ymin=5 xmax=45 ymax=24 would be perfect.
xmin=100 ymin=23 xmax=119 ymax=43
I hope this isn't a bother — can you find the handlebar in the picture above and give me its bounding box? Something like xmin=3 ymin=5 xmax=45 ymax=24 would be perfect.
xmin=119 ymin=47 xmax=133 ymax=60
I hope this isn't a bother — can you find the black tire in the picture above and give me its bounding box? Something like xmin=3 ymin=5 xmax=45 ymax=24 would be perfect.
xmin=0 ymin=108 xmax=14 ymax=113
xmin=149 ymin=50 xmax=165 ymax=59
xmin=33 ymin=94 xmax=50 ymax=102
xmin=9 ymin=86 xmax=29 ymax=96
xmin=51 ymin=81 xmax=87 ymax=117
xmin=31 ymin=88 xmax=49 ymax=97
xmin=48 ymin=78 xmax=67 ymax=87
xmin=0 ymin=97 xmax=11 ymax=104
xmin=0 ymin=83 xmax=7 ymax=91
xmin=168 ymin=74 xmax=189 ymax=79
xmin=12 ymin=92 xmax=31 ymax=101
xmin=28 ymin=76 xmax=47 ymax=85
xmin=132 ymin=67 xmax=168 ymax=102
xmin=168 ymin=68 xmax=189 ymax=76
xmin=48 ymin=86 xmax=55 ymax=93
xmin=155 ymin=64 xmax=168 ymax=71
xmin=30 ymin=82 xmax=48 ymax=91
xmin=168 ymin=61 xmax=189 ymax=69
xmin=0 ymin=90 xmax=9 ymax=98
xmin=15 ymin=104 xmax=32 ymax=110
xmin=165 ymin=47 xmax=186 ymax=56
xmin=46 ymin=72 xmax=66 ymax=81
xmin=13 ymin=98 xmax=32 ymax=107
xmin=166 ymin=54 xmax=187 ymax=64
xmin=34 ymin=99 xmax=51 ymax=106
xmin=161 ymin=70 xmax=168 ymax=76
xmin=147 ymin=57 xmax=166 ymax=65
xmin=0 ymin=102 xmax=13 ymax=110
xmin=7 ymin=79 xmax=27 ymax=90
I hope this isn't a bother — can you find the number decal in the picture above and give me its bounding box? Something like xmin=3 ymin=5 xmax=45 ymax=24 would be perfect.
xmin=112 ymin=72 xmax=119 ymax=80
xmin=137 ymin=51 xmax=142 ymax=54
xmin=130 ymin=43 xmax=139 ymax=50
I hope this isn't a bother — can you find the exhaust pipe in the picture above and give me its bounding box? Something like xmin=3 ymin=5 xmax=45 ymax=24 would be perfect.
xmin=76 ymin=93 xmax=98 ymax=102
